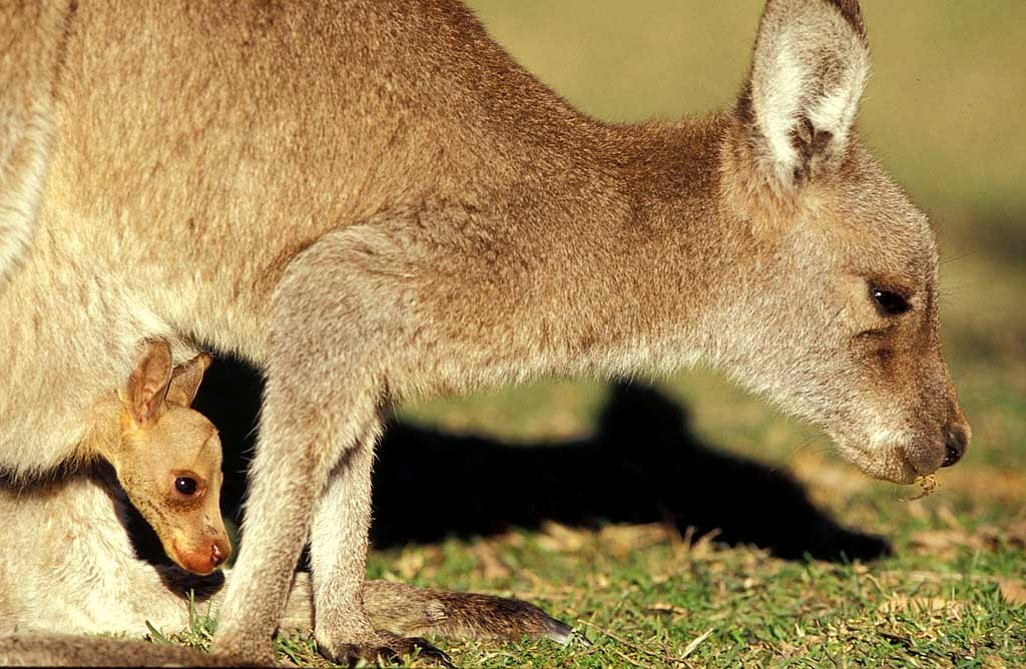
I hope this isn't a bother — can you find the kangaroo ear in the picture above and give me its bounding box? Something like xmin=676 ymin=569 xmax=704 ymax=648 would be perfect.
xmin=165 ymin=352 xmax=213 ymax=408
xmin=125 ymin=340 xmax=174 ymax=426
xmin=738 ymin=0 xmax=869 ymax=188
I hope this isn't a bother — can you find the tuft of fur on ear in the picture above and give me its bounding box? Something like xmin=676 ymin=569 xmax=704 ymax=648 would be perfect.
xmin=166 ymin=352 xmax=213 ymax=408
xmin=124 ymin=340 xmax=174 ymax=426
xmin=738 ymin=0 xmax=870 ymax=188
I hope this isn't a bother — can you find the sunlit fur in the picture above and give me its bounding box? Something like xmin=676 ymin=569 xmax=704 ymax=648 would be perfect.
xmin=0 ymin=4 xmax=66 ymax=285
xmin=114 ymin=407 xmax=226 ymax=574
xmin=72 ymin=341 xmax=230 ymax=576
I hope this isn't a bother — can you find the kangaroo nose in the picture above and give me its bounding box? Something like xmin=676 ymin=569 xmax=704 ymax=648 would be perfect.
xmin=941 ymin=426 xmax=968 ymax=467
xmin=211 ymin=542 xmax=228 ymax=567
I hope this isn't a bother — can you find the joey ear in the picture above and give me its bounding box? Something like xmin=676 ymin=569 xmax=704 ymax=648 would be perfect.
xmin=125 ymin=340 xmax=174 ymax=426
xmin=738 ymin=0 xmax=869 ymax=187
xmin=165 ymin=352 xmax=213 ymax=408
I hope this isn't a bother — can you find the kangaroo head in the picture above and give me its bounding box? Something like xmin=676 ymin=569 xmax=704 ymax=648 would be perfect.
xmin=114 ymin=340 xmax=231 ymax=575
xmin=711 ymin=0 xmax=969 ymax=483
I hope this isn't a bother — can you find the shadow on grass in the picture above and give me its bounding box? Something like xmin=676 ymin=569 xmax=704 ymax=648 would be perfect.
xmin=178 ymin=357 xmax=889 ymax=565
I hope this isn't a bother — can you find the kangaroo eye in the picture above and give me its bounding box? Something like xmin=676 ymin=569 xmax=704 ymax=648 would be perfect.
xmin=174 ymin=476 xmax=198 ymax=495
xmin=871 ymin=287 xmax=911 ymax=316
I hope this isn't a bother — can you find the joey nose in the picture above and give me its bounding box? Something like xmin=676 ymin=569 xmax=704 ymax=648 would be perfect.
xmin=211 ymin=541 xmax=229 ymax=568
xmin=941 ymin=426 xmax=968 ymax=468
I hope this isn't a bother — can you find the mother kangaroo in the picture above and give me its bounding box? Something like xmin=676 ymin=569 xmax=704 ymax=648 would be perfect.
xmin=0 ymin=0 xmax=969 ymax=664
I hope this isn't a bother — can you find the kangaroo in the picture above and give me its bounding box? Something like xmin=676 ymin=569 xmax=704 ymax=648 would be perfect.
xmin=0 ymin=339 xmax=230 ymax=625
xmin=2 ymin=0 xmax=970 ymax=664
xmin=71 ymin=339 xmax=231 ymax=576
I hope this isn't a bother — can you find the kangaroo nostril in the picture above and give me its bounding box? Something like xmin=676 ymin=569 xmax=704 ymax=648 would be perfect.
xmin=941 ymin=427 xmax=967 ymax=467
xmin=211 ymin=543 xmax=225 ymax=567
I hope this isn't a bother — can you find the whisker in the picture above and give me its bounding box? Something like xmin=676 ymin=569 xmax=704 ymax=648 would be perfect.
xmin=939 ymin=249 xmax=977 ymax=265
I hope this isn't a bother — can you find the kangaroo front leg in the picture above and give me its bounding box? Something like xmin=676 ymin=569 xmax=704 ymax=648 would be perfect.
xmin=213 ymin=227 xmax=428 ymax=665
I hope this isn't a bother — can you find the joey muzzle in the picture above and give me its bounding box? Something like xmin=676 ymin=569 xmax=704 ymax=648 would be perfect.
xmin=171 ymin=533 xmax=232 ymax=575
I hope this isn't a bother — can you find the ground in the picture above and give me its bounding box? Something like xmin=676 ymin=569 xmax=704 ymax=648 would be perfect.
xmin=154 ymin=2 xmax=1026 ymax=667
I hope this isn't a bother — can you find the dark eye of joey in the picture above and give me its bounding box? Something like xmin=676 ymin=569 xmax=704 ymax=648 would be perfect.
xmin=175 ymin=476 xmax=198 ymax=496
xmin=871 ymin=287 xmax=911 ymax=316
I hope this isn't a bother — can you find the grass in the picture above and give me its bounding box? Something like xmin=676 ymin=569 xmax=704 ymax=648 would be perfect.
xmin=144 ymin=2 xmax=1025 ymax=667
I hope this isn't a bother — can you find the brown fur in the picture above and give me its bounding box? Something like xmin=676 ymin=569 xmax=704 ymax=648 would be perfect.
xmin=0 ymin=575 xmax=572 ymax=667
xmin=0 ymin=573 xmax=571 ymax=666
xmin=0 ymin=0 xmax=968 ymax=664
xmin=0 ymin=635 xmax=247 ymax=668
xmin=0 ymin=467 xmax=570 ymax=665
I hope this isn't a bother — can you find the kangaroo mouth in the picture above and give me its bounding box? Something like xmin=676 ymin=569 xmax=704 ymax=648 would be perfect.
xmin=169 ymin=540 xmax=223 ymax=575
xmin=838 ymin=438 xmax=928 ymax=485
xmin=170 ymin=545 xmax=214 ymax=575
xmin=856 ymin=438 xmax=953 ymax=485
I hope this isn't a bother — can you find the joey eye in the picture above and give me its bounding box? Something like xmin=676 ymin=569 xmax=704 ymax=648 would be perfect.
xmin=871 ymin=287 xmax=911 ymax=316
xmin=174 ymin=476 xmax=198 ymax=496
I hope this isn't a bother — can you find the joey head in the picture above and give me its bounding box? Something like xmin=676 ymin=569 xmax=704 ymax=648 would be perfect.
xmin=103 ymin=340 xmax=231 ymax=575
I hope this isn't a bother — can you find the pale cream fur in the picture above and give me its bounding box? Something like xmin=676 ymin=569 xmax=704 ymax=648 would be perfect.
xmin=0 ymin=0 xmax=969 ymax=664
xmin=0 ymin=349 xmax=570 ymax=664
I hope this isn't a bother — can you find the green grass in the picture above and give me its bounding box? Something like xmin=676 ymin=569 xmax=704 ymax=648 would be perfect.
xmin=146 ymin=3 xmax=1025 ymax=666
xmin=362 ymin=521 xmax=1026 ymax=667
xmin=157 ymin=518 xmax=1026 ymax=667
